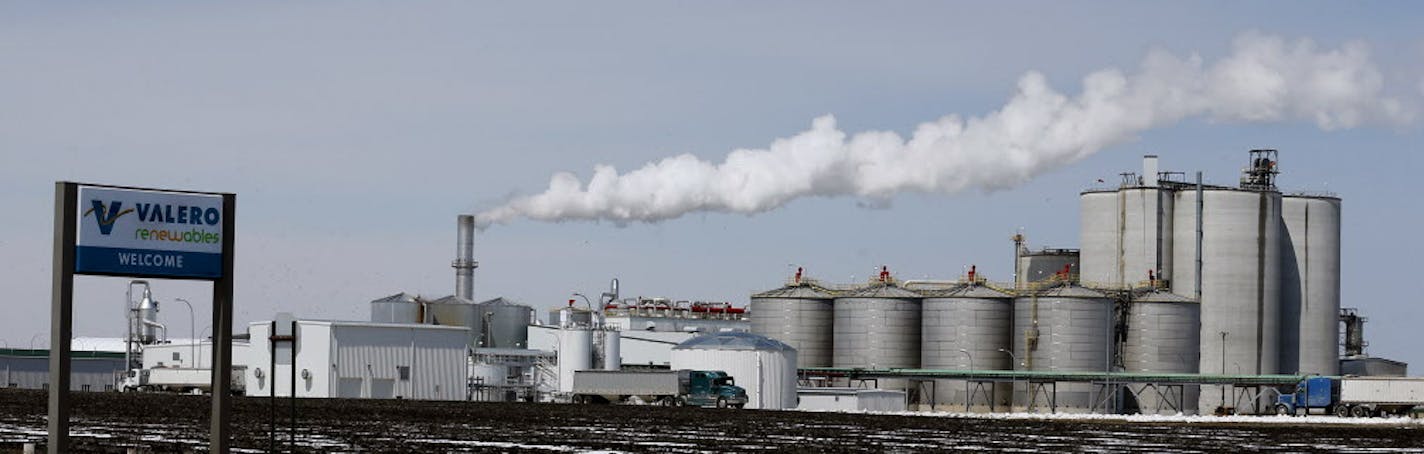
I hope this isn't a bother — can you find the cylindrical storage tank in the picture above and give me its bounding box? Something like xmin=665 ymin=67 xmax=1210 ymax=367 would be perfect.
xmin=750 ymin=284 xmax=836 ymax=368
xmin=136 ymin=291 xmax=161 ymax=344
xmin=1079 ymin=188 xmax=1174 ymax=289
xmin=833 ymin=284 xmax=922 ymax=391
xmin=426 ymin=296 xmax=482 ymax=349
xmin=1172 ymin=188 xmax=1282 ymax=413
xmin=557 ymin=328 xmax=593 ymax=393
xmin=370 ymin=293 xmax=423 ymax=324
xmin=920 ymin=284 xmax=1014 ymax=411
xmin=600 ymin=329 xmax=622 ymax=370
xmin=481 ymin=298 xmax=534 ymax=349
xmin=1121 ymin=290 xmax=1201 ymax=415
xmin=1011 ymin=284 xmax=1113 ymax=412
xmin=1279 ymin=195 xmax=1341 ymax=376
xmin=670 ymin=331 xmax=798 ymax=410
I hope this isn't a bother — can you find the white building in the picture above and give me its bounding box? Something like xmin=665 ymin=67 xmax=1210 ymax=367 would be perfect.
xmin=798 ymin=388 xmax=907 ymax=412
xmin=246 ymin=319 xmax=469 ymax=401
xmin=1 ymin=348 xmax=127 ymax=392
xmin=671 ymin=331 xmax=798 ymax=410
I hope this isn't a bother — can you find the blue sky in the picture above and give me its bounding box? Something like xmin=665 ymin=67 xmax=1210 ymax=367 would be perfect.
xmin=2 ymin=2 xmax=1421 ymax=370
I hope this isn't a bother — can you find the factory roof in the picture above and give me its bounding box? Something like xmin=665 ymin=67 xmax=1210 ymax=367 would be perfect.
xmin=673 ymin=331 xmax=795 ymax=352
xmin=479 ymin=297 xmax=529 ymax=307
xmin=429 ymin=295 xmax=476 ymax=305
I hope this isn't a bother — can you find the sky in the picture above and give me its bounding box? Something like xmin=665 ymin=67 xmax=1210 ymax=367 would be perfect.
xmin=2 ymin=2 xmax=1422 ymax=371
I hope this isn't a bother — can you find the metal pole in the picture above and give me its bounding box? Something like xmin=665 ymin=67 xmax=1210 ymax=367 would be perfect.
xmin=210 ymin=192 xmax=236 ymax=453
xmin=48 ymin=182 xmax=77 ymax=454
xmin=290 ymin=320 xmax=297 ymax=451
xmin=999 ymin=348 xmax=1018 ymax=412
xmin=269 ymin=321 xmax=276 ymax=453
xmin=176 ymin=299 xmax=195 ymax=368
xmin=959 ymin=349 xmax=973 ymax=412
xmin=1195 ymin=171 xmax=1204 ymax=300
xmin=1220 ymin=331 xmax=1228 ymax=409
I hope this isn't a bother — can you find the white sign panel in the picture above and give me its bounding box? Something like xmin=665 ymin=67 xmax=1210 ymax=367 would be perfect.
xmin=75 ymin=186 xmax=224 ymax=278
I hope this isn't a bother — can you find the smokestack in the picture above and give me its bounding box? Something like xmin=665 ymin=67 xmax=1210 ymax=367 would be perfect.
xmin=454 ymin=215 xmax=479 ymax=300
xmin=1143 ymin=155 xmax=1159 ymax=187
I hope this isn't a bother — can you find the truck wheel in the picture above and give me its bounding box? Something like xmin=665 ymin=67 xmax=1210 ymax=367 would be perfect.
xmin=716 ymin=397 xmax=728 ymax=409
xmin=1334 ymin=405 xmax=1351 ymax=418
xmin=1274 ymin=404 xmax=1291 ymax=416
xmin=675 ymin=396 xmax=687 ymax=407
xmin=1351 ymin=406 xmax=1370 ymax=418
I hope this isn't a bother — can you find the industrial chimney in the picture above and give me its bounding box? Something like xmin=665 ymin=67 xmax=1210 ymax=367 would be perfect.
xmin=454 ymin=215 xmax=479 ymax=300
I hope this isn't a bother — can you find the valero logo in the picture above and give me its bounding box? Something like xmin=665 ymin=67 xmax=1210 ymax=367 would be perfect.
xmin=83 ymin=200 xmax=133 ymax=235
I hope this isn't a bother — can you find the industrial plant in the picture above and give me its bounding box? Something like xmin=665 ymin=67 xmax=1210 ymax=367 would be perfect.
xmin=4 ymin=150 xmax=1418 ymax=420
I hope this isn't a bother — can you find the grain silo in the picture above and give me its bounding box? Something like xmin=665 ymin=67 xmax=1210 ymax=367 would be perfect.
xmin=1279 ymin=195 xmax=1341 ymax=376
xmin=1169 ymin=151 xmax=1284 ymax=413
xmin=426 ymin=295 xmax=482 ymax=350
xmin=1012 ymin=283 xmax=1113 ymax=412
xmin=1121 ymin=289 xmax=1200 ymax=415
xmin=370 ymin=292 xmax=423 ymax=324
xmin=920 ymin=282 xmax=1014 ymax=411
xmin=480 ymin=297 xmax=533 ymax=349
xmin=750 ymin=268 xmax=837 ymax=368
xmin=833 ymin=272 xmax=922 ymax=391
xmin=1079 ymin=155 xmax=1174 ymax=290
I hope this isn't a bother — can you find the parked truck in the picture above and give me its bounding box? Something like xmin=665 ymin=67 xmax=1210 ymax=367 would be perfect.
xmin=572 ymin=369 xmax=748 ymax=408
xmin=1275 ymin=376 xmax=1424 ymax=417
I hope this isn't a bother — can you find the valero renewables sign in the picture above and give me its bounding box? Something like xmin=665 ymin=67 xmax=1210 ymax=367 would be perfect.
xmin=75 ymin=186 xmax=224 ymax=279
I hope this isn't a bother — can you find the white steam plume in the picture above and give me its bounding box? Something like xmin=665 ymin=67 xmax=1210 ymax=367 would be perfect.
xmin=476 ymin=33 xmax=1413 ymax=228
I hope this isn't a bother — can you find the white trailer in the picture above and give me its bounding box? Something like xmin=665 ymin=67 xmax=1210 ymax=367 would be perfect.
xmin=1340 ymin=377 xmax=1424 ymax=416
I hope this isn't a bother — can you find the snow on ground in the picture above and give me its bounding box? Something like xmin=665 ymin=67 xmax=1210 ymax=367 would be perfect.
xmin=795 ymin=408 xmax=1424 ymax=426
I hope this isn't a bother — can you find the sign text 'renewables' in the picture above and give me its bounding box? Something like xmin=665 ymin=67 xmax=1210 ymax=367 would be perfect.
xmin=75 ymin=186 xmax=224 ymax=278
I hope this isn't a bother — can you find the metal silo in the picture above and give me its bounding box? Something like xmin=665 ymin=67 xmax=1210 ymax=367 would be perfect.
xmin=480 ymin=297 xmax=533 ymax=349
xmin=1012 ymin=284 xmax=1113 ymax=412
xmin=833 ymin=282 xmax=922 ymax=392
xmin=1122 ymin=290 xmax=1200 ymax=414
xmin=750 ymin=276 xmax=836 ymax=368
xmin=920 ymin=283 xmax=1014 ymax=411
xmin=370 ymin=292 xmax=423 ymax=324
xmin=1016 ymin=247 xmax=1081 ymax=288
xmin=1079 ymin=157 xmax=1176 ymax=290
xmin=1172 ymin=186 xmax=1283 ymax=414
xmin=426 ymin=295 xmax=481 ymax=349
xmin=1279 ymin=195 xmax=1341 ymax=376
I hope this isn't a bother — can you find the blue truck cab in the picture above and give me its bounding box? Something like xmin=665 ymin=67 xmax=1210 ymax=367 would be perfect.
xmin=687 ymin=370 xmax=749 ymax=408
xmin=1275 ymin=376 xmax=1337 ymax=416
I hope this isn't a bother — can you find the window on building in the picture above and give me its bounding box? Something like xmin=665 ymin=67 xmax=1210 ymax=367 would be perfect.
xmin=397 ymin=366 xmax=411 ymax=381
xmin=173 ymin=352 xmax=181 ymax=362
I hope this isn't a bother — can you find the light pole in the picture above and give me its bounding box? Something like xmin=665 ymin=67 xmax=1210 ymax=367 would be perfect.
xmin=175 ymin=299 xmax=196 ymax=368
xmin=1219 ymin=331 xmax=1228 ymax=410
xmin=999 ymin=348 xmax=1019 ymax=411
xmin=959 ymin=348 xmax=974 ymax=412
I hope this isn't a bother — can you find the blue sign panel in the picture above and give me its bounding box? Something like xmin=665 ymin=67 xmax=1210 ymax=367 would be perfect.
xmin=75 ymin=187 xmax=224 ymax=279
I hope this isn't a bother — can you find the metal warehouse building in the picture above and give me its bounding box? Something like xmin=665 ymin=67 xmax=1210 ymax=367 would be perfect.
xmin=246 ymin=319 xmax=469 ymax=401
xmin=1 ymin=348 xmax=127 ymax=392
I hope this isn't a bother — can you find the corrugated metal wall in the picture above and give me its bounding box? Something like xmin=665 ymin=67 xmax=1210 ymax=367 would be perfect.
xmin=0 ymin=353 xmax=126 ymax=392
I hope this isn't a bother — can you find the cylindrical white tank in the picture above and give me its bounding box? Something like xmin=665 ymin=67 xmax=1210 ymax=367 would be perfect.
xmin=750 ymin=284 xmax=836 ymax=368
xmin=557 ymin=328 xmax=593 ymax=393
xmin=671 ymin=331 xmax=798 ymax=410
xmin=833 ymin=284 xmax=922 ymax=392
xmin=1079 ymin=188 xmax=1174 ymax=289
xmin=1012 ymin=284 xmax=1113 ymax=412
xmin=1279 ymin=195 xmax=1341 ymax=376
xmin=1122 ymin=291 xmax=1201 ymax=414
xmin=136 ymin=288 xmax=160 ymax=344
xmin=599 ymin=329 xmax=622 ymax=370
xmin=920 ymin=284 xmax=1013 ymax=410
xmin=1172 ymin=188 xmax=1282 ymax=414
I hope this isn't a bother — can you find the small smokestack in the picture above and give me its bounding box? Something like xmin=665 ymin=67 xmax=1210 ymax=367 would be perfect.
xmin=1143 ymin=155 xmax=1159 ymax=187
xmin=454 ymin=215 xmax=479 ymax=300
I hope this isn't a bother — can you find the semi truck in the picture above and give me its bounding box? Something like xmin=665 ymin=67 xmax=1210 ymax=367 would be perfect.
xmin=572 ymin=369 xmax=748 ymax=408
xmin=1275 ymin=376 xmax=1424 ymax=417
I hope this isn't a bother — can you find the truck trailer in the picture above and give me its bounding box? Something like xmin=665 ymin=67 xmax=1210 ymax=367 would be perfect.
xmin=572 ymin=369 xmax=748 ymax=408
xmin=1275 ymin=376 xmax=1424 ymax=417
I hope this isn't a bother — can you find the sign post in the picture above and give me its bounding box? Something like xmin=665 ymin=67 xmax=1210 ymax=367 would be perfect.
xmin=49 ymin=182 xmax=236 ymax=453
